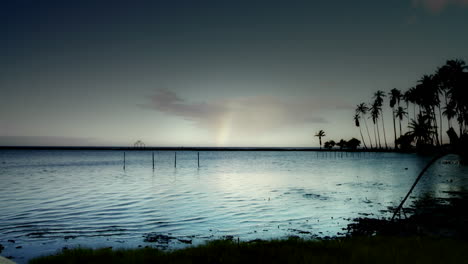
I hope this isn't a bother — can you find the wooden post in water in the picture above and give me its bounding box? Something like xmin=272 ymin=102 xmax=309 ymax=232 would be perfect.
xmin=197 ymin=152 xmax=200 ymax=168
xmin=174 ymin=152 xmax=177 ymax=168
xmin=152 ymin=152 xmax=155 ymax=170
xmin=123 ymin=152 xmax=126 ymax=170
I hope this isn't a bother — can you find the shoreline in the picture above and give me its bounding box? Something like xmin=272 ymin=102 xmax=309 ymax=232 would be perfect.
xmin=0 ymin=146 xmax=411 ymax=153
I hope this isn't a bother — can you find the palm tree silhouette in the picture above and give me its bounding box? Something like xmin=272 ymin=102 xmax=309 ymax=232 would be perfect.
xmin=443 ymin=101 xmax=457 ymax=129
xmin=354 ymin=113 xmax=367 ymax=149
xmin=437 ymin=62 xmax=461 ymax=140
xmin=374 ymin=90 xmax=388 ymax=149
xmin=389 ymin=88 xmax=402 ymax=149
xmin=370 ymin=102 xmax=382 ymax=149
xmin=356 ymin=103 xmax=373 ymax=149
xmin=315 ymin=130 xmax=326 ymax=150
xmin=403 ymin=87 xmax=418 ymax=128
xmin=407 ymin=114 xmax=434 ymax=148
xmin=395 ymin=106 xmax=407 ymax=139
xmin=354 ymin=59 xmax=467 ymax=151
xmin=416 ymin=75 xmax=441 ymax=146
xmin=438 ymin=59 xmax=468 ymax=136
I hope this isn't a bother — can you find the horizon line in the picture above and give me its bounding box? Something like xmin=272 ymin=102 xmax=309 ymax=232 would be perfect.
xmin=0 ymin=146 xmax=389 ymax=152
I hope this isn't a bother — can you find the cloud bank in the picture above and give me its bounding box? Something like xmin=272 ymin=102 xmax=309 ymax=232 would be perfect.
xmin=144 ymin=89 xmax=349 ymax=145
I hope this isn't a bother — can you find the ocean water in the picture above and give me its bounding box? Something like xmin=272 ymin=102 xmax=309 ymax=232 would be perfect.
xmin=0 ymin=150 xmax=467 ymax=263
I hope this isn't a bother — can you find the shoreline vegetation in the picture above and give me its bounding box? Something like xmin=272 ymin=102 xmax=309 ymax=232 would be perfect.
xmin=28 ymin=236 xmax=468 ymax=264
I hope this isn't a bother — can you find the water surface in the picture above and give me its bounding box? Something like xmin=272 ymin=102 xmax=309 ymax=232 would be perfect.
xmin=0 ymin=150 xmax=467 ymax=263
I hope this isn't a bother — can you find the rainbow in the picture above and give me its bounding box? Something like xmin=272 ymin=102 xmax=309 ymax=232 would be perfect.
xmin=216 ymin=110 xmax=234 ymax=146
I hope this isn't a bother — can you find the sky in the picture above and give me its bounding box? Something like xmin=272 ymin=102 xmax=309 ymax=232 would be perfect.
xmin=1 ymin=0 xmax=467 ymax=147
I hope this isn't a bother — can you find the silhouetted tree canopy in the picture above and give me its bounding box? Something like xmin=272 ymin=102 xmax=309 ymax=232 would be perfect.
xmin=355 ymin=58 xmax=468 ymax=153
xmin=346 ymin=138 xmax=361 ymax=150
xmin=324 ymin=140 xmax=336 ymax=150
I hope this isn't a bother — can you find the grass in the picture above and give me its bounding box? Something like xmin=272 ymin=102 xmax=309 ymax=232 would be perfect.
xmin=29 ymin=236 xmax=468 ymax=264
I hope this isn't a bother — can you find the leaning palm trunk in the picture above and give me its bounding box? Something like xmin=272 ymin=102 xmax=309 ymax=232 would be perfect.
xmin=431 ymin=107 xmax=440 ymax=146
xmin=373 ymin=123 xmax=378 ymax=149
xmin=380 ymin=112 xmax=388 ymax=149
xmin=376 ymin=120 xmax=382 ymax=149
xmin=399 ymin=117 xmax=402 ymax=139
xmin=414 ymin=104 xmax=417 ymax=120
xmin=458 ymin=108 xmax=463 ymax=137
xmin=363 ymin=117 xmax=373 ymax=149
xmin=444 ymin=93 xmax=450 ymax=138
xmin=439 ymin=106 xmax=443 ymax=146
xmin=406 ymin=101 xmax=410 ymax=132
xmin=359 ymin=127 xmax=367 ymax=149
xmin=392 ymin=109 xmax=397 ymax=149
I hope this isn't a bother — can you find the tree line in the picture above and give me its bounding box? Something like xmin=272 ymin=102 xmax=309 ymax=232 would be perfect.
xmin=353 ymin=59 xmax=467 ymax=151
xmin=315 ymin=130 xmax=361 ymax=150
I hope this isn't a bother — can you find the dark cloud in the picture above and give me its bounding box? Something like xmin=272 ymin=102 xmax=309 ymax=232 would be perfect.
xmin=147 ymin=89 xmax=226 ymax=123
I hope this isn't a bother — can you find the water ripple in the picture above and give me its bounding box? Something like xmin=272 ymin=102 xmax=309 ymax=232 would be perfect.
xmin=1 ymin=151 xmax=467 ymax=264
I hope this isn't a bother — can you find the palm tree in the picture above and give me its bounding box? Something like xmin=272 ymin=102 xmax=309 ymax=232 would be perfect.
xmin=356 ymin=103 xmax=373 ymax=149
xmin=389 ymin=88 xmax=402 ymax=149
xmin=373 ymin=90 xmax=388 ymax=149
xmin=354 ymin=113 xmax=367 ymax=149
xmin=438 ymin=59 xmax=468 ymax=136
xmin=315 ymin=130 xmax=326 ymax=150
xmin=416 ymin=75 xmax=441 ymax=146
xmin=351 ymin=59 xmax=467 ymax=150
xmin=370 ymin=102 xmax=382 ymax=149
xmin=403 ymin=87 xmax=419 ymax=126
xmin=443 ymin=101 xmax=457 ymax=129
xmin=407 ymin=114 xmax=434 ymax=147
xmin=350 ymin=59 xmax=467 ymax=150
xmin=395 ymin=106 xmax=407 ymax=139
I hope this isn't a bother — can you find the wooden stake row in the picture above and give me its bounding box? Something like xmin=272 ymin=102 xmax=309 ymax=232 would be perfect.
xmin=123 ymin=152 xmax=200 ymax=170
xmin=122 ymin=151 xmax=365 ymax=170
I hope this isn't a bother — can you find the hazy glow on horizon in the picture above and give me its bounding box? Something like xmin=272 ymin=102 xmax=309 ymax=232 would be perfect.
xmin=216 ymin=106 xmax=234 ymax=146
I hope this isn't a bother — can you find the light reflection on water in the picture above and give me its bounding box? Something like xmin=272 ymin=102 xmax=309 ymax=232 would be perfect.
xmin=0 ymin=150 xmax=467 ymax=263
